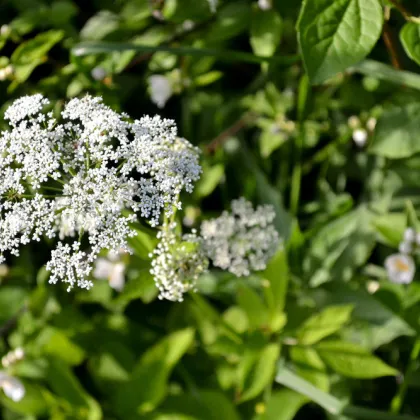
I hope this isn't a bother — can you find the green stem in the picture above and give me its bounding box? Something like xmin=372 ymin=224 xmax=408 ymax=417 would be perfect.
xmin=391 ymin=339 xmax=420 ymax=413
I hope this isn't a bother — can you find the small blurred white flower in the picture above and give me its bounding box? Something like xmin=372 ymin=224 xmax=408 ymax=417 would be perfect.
xmin=2 ymin=347 xmax=25 ymax=368
xmin=207 ymin=0 xmax=218 ymax=13
xmin=182 ymin=20 xmax=195 ymax=31
xmin=258 ymin=0 xmax=272 ymax=10
xmin=352 ymin=128 xmax=368 ymax=147
xmin=367 ymin=280 xmax=380 ymax=294
xmin=91 ymin=67 xmax=107 ymax=81
xmin=366 ymin=117 xmax=377 ymax=132
xmin=348 ymin=115 xmax=360 ymax=129
xmin=0 ymin=65 xmax=13 ymax=81
xmin=0 ymin=372 xmax=24 ymax=402
xmin=148 ymin=75 xmax=173 ymax=109
xmin=0 ymin=264 xmax=8 ymax=277
xmin=399 ymin=241 xmax=412 ymax=255
xmin=385 ymin=253 xmax=415 ymax=284
xmin=404 ymin=227 xmax=416 ymax=244
xmin=0 ymin=25 xmax=10 ymax=37
xmin=93 ymin=255 xmax=126 ymax=291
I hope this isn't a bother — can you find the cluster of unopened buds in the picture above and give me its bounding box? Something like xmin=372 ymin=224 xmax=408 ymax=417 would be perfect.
xmin=0 ymin=348 xmax=25 ymax=402
xmin=385 ymin=228 xmax=417 ymax=285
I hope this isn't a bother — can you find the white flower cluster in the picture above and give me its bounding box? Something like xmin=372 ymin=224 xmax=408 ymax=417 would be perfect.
xmin=150 ymin=224 xmax=208 ymax=302
xmin=200 ymin=198 xmax=279 ymax=277
xmin=384 ymin=228 xmax=417 ymax=285
xmin=0 ymin=347 xmax=25 ymax=402
xmin=0 ymin=94 xmax=201 ymax=291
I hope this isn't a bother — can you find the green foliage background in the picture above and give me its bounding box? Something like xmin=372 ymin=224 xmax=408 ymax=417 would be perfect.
xmin=2 ymin=0 xmax=420 ymax=418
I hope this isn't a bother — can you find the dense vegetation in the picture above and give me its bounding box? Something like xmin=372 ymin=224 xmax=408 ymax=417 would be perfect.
xmin=1 ymin=0 xmax=420 ymax=419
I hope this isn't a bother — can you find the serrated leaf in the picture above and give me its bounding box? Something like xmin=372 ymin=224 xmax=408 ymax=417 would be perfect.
xmin=316 ymin=340 xmax=397 ymax=378
xmin=298 ymin=0 xmax=383 ymax=84
xmin=370 ymin=104 xmax=420 ymax=159
xmin=401 ymin=22 xmax=420 ymax=66
xmin=250 ymin=7 xmax=282 ymax=57
xmin=297 ymin=305 xmax=353 ymax=345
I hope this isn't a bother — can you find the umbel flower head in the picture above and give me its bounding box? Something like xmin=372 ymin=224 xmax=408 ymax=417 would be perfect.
xmin=0 ymin=94 xmax=201 ymax=291
xmin=200 ymin=198 xmax=279 ymax=277
xmin=150 ymin=224 xmax=208 ymax=302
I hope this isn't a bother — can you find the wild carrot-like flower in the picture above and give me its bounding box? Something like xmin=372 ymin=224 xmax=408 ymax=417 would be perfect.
xmin=0 ymin=94 xmax=201 ymax=291
xmin=200 ymin=198 xmax=279 ymax=277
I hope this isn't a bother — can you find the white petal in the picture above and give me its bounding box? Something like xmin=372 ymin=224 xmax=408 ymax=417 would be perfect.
xmin=385 ymin=254 xmax=415 ymax=284
xmin=109 ymin=263 xmax=125 ymax=291
xmin=93 ymin=259 xmax=113 ymax=279
xmin=1 ymin=376 xmax=25 ymax=402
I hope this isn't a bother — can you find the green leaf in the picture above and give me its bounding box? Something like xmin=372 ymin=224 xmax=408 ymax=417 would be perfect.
xmin=259 ymin=130 xmax=287 ymax=158
xmin=298 ymin=0 xmax=383 ymax=84
xmin=276 ymin=366 xmax=418 ymax=419
xmin=163 ymin=390 xmax=240 ymax=420
xmin=237 ymin=285 xmax=269 ymax=330
xmin=36 ymin=327 xmax=85 ymax=365
xmin=259 ymin=244 xmax=289 ymax=317
xmin=195 ymin=163 xmax=225 ymax=198
xmin=80 ymin=11 xmax=120 ymax=41
xmin=47 ymin=359 xmax=102 ymax=419
xmin=297 ymin=305 xmax=353 ymax=345
xmin=207 ymin=1 xmax=251 ymax=42
xmin=11 ymin=30 xmax=64 ymax=83
xmin=255 ymin=389 xmax=308 ymax=420
xmin=401 ymin=22 xmax=420 ymax=66
xmin=370 ymin=104 xmax=420 ymax=159
xmin=353 ymin=59 xmax=420 ymax=90
xmin=316 ymin=340 xmax=398 ymax=378
xmin=0 ymin=287 xmax=27 ymax=323
xmin=290 ymin=347 xmax=329 ymax=392
xmin=250 ymin=7 xmax=282 ymax=57
xmin=113 ymin=328 xmax=195 ymax=416
xmin=240 ymin=343 xmax=280 ymax=402
xmin=372 ymin=213 xmax=406 ymax=247
xmin=327 ymin=282 xmax=415 ymax=349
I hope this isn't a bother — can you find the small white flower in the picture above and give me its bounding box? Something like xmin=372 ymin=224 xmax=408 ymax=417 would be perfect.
xmin=399 ymin=241 xmax=412 ymax=255
xmin=258 ymin=0 xmax=272 ymax=10
xmin=352 ymin=128 xmax=368 ymax=147
xmin=348 ymin=116 xmax=360 ymax=129
xmin=207 ymin=0 xmax=218 ymax=13
xmin=0 ymin=25 xmax=10 ymax=37
xmin=148 ymin=75 xmax=173 ymax=108
xmin=91 ymin=67 xmax=107 ymax=81
xmin=93 ymin=256 xmax=126 ymax=291
xmin=182 ymin=20 xmax=195 ymax=31
xmin=385 ymin=253 xmax=415 ymax=284
xmin=0 ymin=372 xmax=24 ymax=402
xmin=0 ymin=264 xmax=8 ymax=277
xmin=366 ymin=117 xmax=377 ymax=132
xmin=404 ymin=227 xmax=416 ymax=244
xmin=367 ymin=280 xmax=380 ymax=294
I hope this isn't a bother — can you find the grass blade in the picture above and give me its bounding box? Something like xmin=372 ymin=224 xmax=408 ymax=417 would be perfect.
xmin=276 ymin=365 xmax=420 ymax=420
xmin=352 ymin=59 xmax=420 ymax=91
xmin=72 ymin=41 xmax=299 ymax=66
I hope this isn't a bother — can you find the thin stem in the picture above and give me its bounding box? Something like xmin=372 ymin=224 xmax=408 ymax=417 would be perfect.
xmin=391 ymin=338 xmax=420 ymax=413
xmin=388 ymin=0 xmax=412 ymax=20
xmin=204 ymin=112 xmax=255 ymax=154
xmin=382 ymin=21 xmax=403 ymax=70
